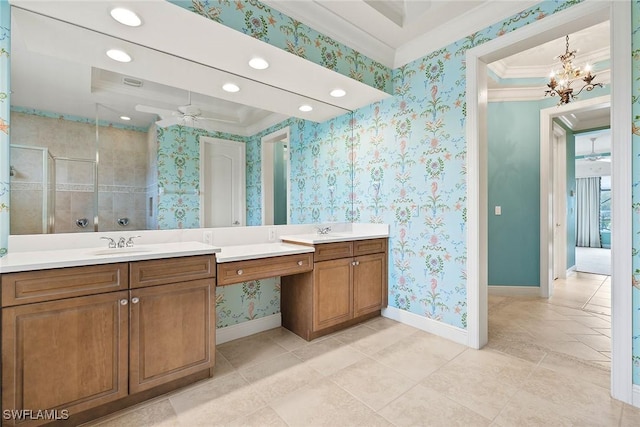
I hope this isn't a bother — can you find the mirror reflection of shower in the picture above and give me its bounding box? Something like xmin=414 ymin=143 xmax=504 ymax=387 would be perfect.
xmin=9 ymin=145 xmax=55 ymax=234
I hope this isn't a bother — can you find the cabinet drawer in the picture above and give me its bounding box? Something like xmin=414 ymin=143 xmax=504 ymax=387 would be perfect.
xmin=130 ymin=255 xmax=215 ymax=289
xmin=217 ymin=253 xmax=313 ymax=286
xmin=1 ymin=263 xmax=128 ymax=307
xmin=313 ymin=242 xmax=353 ymax=262
xmin=354 ymin=238 xmax=387 ymax=256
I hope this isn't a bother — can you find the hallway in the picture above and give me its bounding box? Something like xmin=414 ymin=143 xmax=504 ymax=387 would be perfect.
xmin=488 ymin=272 xmax=612 ymax=382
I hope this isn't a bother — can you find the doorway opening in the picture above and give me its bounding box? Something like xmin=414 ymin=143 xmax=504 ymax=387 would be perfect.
xmin=261 ymin=127 xmax=290 ymax=226
xmin=466 ymin=1 xmax=631 ymax=403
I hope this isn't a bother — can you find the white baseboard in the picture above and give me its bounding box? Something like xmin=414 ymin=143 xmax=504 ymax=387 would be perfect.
xmin=632 ymin=385 xmax=640 ymax=409
xmin=567 ymin=265 xmax=576 ymax=275
xmin=216 ymin=313 xmax=281 ymax=344
xmin=488 ymin=285 xmax=540 ymax=297
xmin=381 ymin=306 xmax=467 ymax=346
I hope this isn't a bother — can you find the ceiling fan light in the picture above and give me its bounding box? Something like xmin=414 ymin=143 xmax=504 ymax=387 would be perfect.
xmin=110 ymin=8 xmax=142 ymax=27
xmin=222 ymin=83 xmax=240 ymax=93
xmin=249 ymin=57 xmax=269 ymax=70
xmin=106 ymin=49 xmax=132 ymax=63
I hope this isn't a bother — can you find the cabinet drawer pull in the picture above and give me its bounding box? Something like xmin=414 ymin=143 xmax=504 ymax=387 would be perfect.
xmin=356 ymin=261 xmax=360 ymax=266
xmin=297 ymin=261 xmax=303 ymax=266
xmin=237 ymin=269 xmax=243 ymax=275
xmin=352 ymin=261 xmax=356 ymax=266
xmin=120 ymin=299 xmax=128 ymax=305
xmin=131 ymin=297 xmax=140 ymax=304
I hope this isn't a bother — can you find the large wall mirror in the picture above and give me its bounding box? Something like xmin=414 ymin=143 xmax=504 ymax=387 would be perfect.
xmin=8 ymin=5 xmax=355 ymax=234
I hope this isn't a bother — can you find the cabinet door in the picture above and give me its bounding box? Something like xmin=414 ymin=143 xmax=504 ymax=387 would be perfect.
xmin=313 ymin=258 xmax=353 ymax=331
xmin=129 ymin=279 xmax=215 ymax=393
xmin=353 ymin=253 xmax=387 ymax=317
xmin=2 ymin=291 xmax=129 ymax=425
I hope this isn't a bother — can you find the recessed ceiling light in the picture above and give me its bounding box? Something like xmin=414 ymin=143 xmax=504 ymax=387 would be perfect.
xmin=222 ymin=83 xmax=240 ymax=93
xmin=249 ymin=57 xmax=269 ymax=70
xmin=330 ymin=88 xmax=346 ymax=98
xmin=106 ymin=49 xmax=132 ymax=63
xmin=110 ymin=8 xmax=142 ymax=27
xmin=120 ymin=116 xmax=131 ymax=121
xmin=299 ymin=105 xmax=313 ymax=112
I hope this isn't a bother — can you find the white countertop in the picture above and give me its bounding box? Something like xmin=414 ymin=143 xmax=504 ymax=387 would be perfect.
xmin=279 ymin=231 xmax=389 ymax=245
xmin=0 ymin=242 xmax=221 ymax=273
xmin=215 ymin=242 xmax=315 ymax=263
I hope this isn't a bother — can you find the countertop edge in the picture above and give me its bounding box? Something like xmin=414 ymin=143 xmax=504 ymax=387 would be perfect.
xmin=0 ymin=246 xmax=220 ymax=274
xmin=279 ymin=233 xmax=389 ymax=244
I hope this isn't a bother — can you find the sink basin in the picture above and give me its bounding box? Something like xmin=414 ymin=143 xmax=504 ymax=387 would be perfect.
xmin=91 ymin=247 xmax=153 ymax=256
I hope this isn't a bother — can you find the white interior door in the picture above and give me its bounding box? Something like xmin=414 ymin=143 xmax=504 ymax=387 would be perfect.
xmin=200 ymin=138 xmax=245 ymax=227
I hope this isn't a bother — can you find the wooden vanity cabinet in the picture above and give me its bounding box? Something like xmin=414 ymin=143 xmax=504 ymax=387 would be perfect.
xmin=129 ymin=255 xmax=216 ymax=393
xmin=1 ymin=254 xmax=216 ymax=426
xmin=281 ymin=238 xmax=388 ymax=340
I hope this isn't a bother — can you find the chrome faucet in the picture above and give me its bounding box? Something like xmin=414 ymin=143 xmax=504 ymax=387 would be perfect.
xmin=100 ymin=237 xmax=116 ymax=248
xmin=126 ymin=236 xmax=141 ymax=247
xmin=118 ymin=237 xmax=126 ymax=248
xmin=316 ymin=226 xmax=332 ymax=235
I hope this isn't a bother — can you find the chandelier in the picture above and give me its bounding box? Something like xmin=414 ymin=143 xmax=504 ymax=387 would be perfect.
xmin=545 ymin=35 xmax=602 ymax=105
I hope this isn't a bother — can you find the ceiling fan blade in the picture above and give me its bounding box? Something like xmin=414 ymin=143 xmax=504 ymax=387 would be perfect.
xmin=196 ymin=116 xmax=239 ymax=124
xmin=135 ymin=104 xmax=177 ymax=118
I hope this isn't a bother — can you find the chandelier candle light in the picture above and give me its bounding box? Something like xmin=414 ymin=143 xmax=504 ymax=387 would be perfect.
xmin=545 ymin=35 xmax=602 ymax=105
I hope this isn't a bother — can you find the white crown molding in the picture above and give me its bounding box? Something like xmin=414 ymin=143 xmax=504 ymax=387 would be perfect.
xmin=490 ymin=46 xmax=610 ymax=79
xmin=394 ymin=1 xmax=540 ymax=68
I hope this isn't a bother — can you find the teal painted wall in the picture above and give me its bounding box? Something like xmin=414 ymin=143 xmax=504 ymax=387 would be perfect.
xmin=488 ymin=101 xmax=541 ymax=286
xmin=273 ymin=141 xmax=287 ymax=225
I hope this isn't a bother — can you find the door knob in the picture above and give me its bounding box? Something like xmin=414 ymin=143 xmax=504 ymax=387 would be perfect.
xmin=120 ymin=299 xmax=128 ymax=305
xmin=131 ymin=297 xmax=140 ymax=304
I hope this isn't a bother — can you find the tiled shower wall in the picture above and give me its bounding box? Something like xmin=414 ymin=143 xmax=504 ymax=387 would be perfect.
xmin=10 ymin=112 xmax=148 ymax=233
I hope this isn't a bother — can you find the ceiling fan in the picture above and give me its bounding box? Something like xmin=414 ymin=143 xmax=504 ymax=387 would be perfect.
xmin=135 ymin=91 xmax=237 ymax=127
xmin=584 ymin=137 xmax=610 ymax=162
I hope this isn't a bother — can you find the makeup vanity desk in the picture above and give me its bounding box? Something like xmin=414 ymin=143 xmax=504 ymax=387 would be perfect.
xmin=216 ymin=232 xmax=388 ymax=341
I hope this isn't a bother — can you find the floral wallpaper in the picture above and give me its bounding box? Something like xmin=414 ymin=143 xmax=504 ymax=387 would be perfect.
xmin=0 ymin=0 xmax=9 ymax=257
xmin=216 ymin=277 xmax=280 ymax=328
xmin=156 ymin=113 xmax=353 ymax=329
xmin=169 ymin=0 xmax=392 ymax=93
xmin=631 ymin=0 xmax=640 ymax=386
xmin=10 ymin=106 xmax=148 ymax=133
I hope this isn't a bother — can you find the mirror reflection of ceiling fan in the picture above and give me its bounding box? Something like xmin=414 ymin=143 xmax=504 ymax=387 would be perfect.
xmin=135 ymin=91 xmax=238 ymax=127
xmin=585 ymin=137 xmax=611 ymax=162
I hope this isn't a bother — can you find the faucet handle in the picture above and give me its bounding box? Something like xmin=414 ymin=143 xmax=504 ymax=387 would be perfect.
xmin=100 ymin=237 xmax=116 ymax=249
xmin=126 ymin=236 xmax=142 ymax=247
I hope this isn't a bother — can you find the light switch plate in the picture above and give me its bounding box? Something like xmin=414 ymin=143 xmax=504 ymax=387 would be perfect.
xmin=495 ymin=206 xmax=502 ymax=215
xmin=268 ymin=228 xmax=276 ymax=241
xmin=203 ymin=230 xmax=213 ymax=244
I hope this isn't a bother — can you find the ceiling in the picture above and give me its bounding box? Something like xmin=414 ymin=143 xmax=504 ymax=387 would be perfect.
xmin=263 ymin=0 xmax=540 ymax=68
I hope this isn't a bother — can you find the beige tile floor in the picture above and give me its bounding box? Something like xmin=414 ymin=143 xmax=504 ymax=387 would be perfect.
xmin=87 ymin=272 xmax=640 ymax=426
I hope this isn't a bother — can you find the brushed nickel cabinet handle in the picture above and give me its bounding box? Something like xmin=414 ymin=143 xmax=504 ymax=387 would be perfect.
xmin=352 ymin=261 xmax=356 ymax=266
xmin=237 ymin=269 xmax=243 ymax=275
xmin=297 ymin=261 xmax=303 ymax=266
xmin=120 ymin=299 xmax=128 ymax=305
xmin=131 ymin=297 xmax=140 ymax=304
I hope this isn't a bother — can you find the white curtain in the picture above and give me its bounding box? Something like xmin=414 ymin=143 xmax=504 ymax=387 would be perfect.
xmin=576 ymin=177 xmax=601 ymax=248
